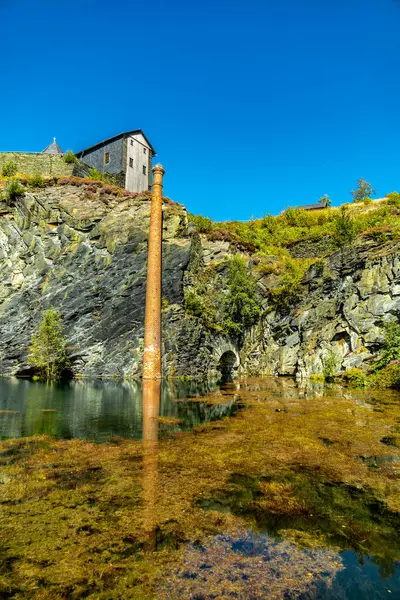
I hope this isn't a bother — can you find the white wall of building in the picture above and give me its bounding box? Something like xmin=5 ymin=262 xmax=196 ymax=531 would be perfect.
xmin=125 ymin=133 xmax=152 ymax=192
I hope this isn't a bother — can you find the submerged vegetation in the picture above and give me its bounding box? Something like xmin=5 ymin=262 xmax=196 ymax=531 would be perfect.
xmin=1 ymin=378 xmax=400 ymax=598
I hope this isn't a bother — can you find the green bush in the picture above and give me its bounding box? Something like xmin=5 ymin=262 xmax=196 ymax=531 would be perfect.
xmin=88 ymin=167 xmax=109 ymax=182
xmin=342 ymin=368 xmax=367 ymax=387
xmin=322 ymin=348 xmax=338 ymax=381
xmin=369 ymin=364 xmax=400 ymax=389
xmin=375 ymin=320 xmax=400 ymax=370
xmin=28 ymin=173 xmax=46 ymax=188
xmin=27 ymin=307 xmax=69 ymax=381
xmin=387 ymin=191 xmax=400 ymax=208
xmin=184 ymin=290 xmax=204 ymax=317
xmin=188 ymin=214 xmax=213 ymax=233
xmin=332 ymin=206 xmax=356 ymax=247
xmin=64 ymin=150 xmax=78 ymax=164
xmin=260 ymin=213 xmax=278 ymax=233
xmin=5 ymin=179 xmax=25 ymax=202
xmin=268 ymin=257 xmax=315 ymax=309
xmin=1 ymin=160 xmax=18 ymax=177
xmin=222 ymin=255 xmax=261 ymax=336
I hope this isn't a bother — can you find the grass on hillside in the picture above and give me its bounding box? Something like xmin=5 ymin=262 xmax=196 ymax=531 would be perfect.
xmin=189 ymin=193 xmax=400 ymax=258
xmin=188 ymin=193 xmax=400 ymax=312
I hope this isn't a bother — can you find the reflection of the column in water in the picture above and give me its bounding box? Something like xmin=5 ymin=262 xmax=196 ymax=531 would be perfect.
xmin=141 ymin=379 xmax=161 ymax=551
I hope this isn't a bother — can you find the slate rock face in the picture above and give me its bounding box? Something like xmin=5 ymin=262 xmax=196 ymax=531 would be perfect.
xmin=0 ymin=184 xmax=186 ymax=376
xmin=1 ymin=181 xmax=399 ymax=380
xmin=241 ymin=239 xmax=400 ymax=378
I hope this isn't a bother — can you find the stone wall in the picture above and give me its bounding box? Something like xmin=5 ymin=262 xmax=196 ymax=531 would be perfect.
xmin=0 ymin=152 xmax=91 ymax=179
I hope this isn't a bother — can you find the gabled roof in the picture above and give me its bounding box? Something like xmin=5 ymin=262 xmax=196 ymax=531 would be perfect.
xmin=301 ymin=200 xmax=328 ymax=211
xmin=75 ymin=129 xmax=156 ymax=156
xmin=42 ymin=138 xmax=64 ymax=154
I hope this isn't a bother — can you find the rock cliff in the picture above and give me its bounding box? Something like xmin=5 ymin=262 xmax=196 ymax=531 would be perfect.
xmin=0 ymin=180 xmax=237 ymax=378
xmin=242 ymin=237 xmax=400 ymax=378
xmin=0 ymin=180 xmax=399 ymax=379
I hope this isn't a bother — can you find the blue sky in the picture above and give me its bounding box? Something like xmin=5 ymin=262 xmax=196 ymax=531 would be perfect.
xmin=1 ymin=0 xmax=400 ymax=220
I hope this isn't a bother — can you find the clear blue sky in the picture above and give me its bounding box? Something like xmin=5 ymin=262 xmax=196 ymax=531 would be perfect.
xmin=1 ymin=0 xmax=400 ymax=220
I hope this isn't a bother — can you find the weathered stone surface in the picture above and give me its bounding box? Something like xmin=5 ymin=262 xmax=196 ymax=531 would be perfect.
xmin=1 ymin=184 xmax=400 ymax=380
xmin=247 ymin=239 xmax=400 ymax=378
xmin=0 ymin=185 xmax=212 ymax=377
xmin=0 ymin=152 xmax=90 ymax=178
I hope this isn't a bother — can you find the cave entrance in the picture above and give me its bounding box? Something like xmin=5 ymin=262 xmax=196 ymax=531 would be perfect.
xmin=218 ymin=351 xmax=238 ymax=382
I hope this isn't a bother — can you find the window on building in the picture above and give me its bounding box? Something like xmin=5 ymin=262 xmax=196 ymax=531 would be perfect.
xmin=143 ymin=147 xmax=147 ymax=154
xmin=129 ymin=158 xmax=133 ymax=168
xmin=143 ymin=165 xmax=147 ymax=175
xmin=104 ymin=152 xmax=110 ymax=165
xmin=130 ymin=139 xmax=134 ymax=146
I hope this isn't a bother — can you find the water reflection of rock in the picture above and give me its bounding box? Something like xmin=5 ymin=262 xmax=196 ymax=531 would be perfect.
xmin=0 ymin=378 xmax=238 ymax=441
xmin=158 ymin=531 xmax=344 ymax=600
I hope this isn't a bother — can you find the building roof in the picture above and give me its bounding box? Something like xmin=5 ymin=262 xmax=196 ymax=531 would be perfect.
xmin=301 ymin=200 xmax=329 ymax=211
xmin=42 ymin=138 xmax=64 ymax=154
xmin=75 ymin=129 xmax=156 ymax=157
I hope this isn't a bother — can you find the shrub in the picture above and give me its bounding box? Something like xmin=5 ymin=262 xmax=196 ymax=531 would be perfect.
xmin=189 ymin=214 xmax=213 ymax=233
xmin=222 ymin=255 xmax=261 ymax=336
xmin=342 ymin=368 xmax=366 ymax=387
xmin=332 ymin=206 xmax=356 ymax=247
xmin=28 ymin=173 xmax=46 ymax=188
xmin=88 ymin=167 xmax=109 ymax=182
xmin=375 ymin=319 xmax=400 ymax=370
xmin=5 ymin=179 xmax=25 ymax=202
xmin=1 ymin=160 xmax=17 ymax=177
xmin=261 ymin=213 xmax=278 ymax=233
xmin=369 ymin=364 xmax=400 ymax=389
xmin=268 ymin=257 xmax=315 ymax=309
xmin=351 ymin=178 xmax=376 ymax=203
xmin=64 ymin=149 xmax=78 ymax=164
xmin=387 ymin=191 xmax=400 ymax=208
xmin=322 ymin=348 xmax=338 ymax=381
xmin=27 ymin=307 xmax=69 ymax=381
xmin=184 ymin=290 xmax=204 ymax=317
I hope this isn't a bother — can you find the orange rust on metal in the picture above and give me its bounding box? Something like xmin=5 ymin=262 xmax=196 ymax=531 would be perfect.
xmin=142 ymin=379 xmax=161 ymax=442
xmin=141 ymin=378 xmax=160 ymax=549
xmin=143 ymin=164 xmax=165 ymax=379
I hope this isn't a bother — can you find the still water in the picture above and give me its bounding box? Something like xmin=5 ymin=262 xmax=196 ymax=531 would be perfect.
xmin=0 ymin=377 xmax=238 ymax=441
xmin=1 ymin=376 xmax=400 ymax=599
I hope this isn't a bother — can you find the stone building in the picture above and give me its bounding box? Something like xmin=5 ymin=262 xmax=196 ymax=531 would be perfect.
xmin=75 ymin=130 xmax=156 ymax=193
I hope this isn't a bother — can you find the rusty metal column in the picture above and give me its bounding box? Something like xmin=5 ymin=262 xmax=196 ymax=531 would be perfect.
xmin=143 ymin=164 xmax=165 ymax=379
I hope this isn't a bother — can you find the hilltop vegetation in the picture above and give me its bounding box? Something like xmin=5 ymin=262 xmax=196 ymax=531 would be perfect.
xmin=189 ymin=192 xmax=400 ymax=258
xmin=189 ymin=193 xmax=400 ymax=307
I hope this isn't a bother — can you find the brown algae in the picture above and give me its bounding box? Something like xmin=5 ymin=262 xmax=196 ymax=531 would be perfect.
xmin=0 ymin=378 xmax=400 ymax=598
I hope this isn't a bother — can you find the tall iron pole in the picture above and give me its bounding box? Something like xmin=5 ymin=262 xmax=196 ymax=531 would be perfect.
xmin=143 ymin=164 xmax=165 ymax=380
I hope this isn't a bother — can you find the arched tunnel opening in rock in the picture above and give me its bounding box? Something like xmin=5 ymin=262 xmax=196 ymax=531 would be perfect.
xmin=217 ymin=351 xmax=239 ymax=382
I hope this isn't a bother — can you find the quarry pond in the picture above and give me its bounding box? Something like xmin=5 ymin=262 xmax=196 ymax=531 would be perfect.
xmin=1 ymin=377 xmax=400 ymax=599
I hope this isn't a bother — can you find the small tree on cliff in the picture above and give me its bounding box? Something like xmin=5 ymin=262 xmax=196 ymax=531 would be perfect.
xmin=351 ymin=178 xmax=376 ymax=203
xmin=28 ymin=307 xmax=69 ymax=380
xmin=223 ymin=255 xmax=261 ymax=336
